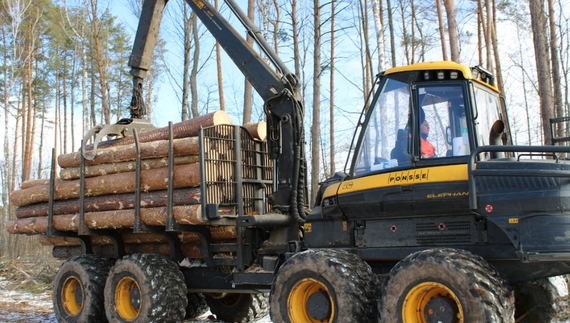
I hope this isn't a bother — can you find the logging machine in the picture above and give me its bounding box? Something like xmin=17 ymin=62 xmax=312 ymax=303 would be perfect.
xmin=38 ymin=0 xmax=570 ymax=322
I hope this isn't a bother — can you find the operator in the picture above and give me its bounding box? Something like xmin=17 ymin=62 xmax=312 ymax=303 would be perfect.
xmin=421 ymin=119 xmax=436 ymax=158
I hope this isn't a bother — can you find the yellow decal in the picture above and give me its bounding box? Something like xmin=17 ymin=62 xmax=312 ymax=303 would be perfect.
xmin=509 ymin=218 xmax=519 ymax=224
xmin=192 ymin=0 xmax=205 ymax=9
xmin=332 ymin=165 xmax=468 ymax=197
xmin=427 ymin=192 xmax=469 ymax=198
xmin=341 ymin=182 xmax=354 ymax=190
xmin=343 ymin=221 xmax=348 ymax=231
xmin=304 ymin=223 xmax=312 ymax=233
xmin=388 ymin=170 xmax=429 ymax=184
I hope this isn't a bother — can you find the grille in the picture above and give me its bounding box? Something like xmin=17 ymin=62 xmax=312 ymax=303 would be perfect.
xmin=416 ymin=220 xmax=473 ymax=245
xmin=202 ymin=125 xmax=273 ymax=216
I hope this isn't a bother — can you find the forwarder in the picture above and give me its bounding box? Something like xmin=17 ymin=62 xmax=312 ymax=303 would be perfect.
xmin=22 ymin=0 xmax=570 ymax=322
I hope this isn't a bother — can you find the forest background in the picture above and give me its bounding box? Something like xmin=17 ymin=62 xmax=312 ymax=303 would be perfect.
xmin=0 ymin=0 xmax=568 ymax=259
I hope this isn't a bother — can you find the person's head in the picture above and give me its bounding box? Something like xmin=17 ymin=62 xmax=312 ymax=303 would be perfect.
xmin=421 ymin=120 xmax=430 ymax=137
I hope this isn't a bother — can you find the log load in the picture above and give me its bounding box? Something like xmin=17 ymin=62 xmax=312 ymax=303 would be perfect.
xmin=59 ymin=155 xmax=199 ymax=180
xmin=10 ymin=163 xmax=201 ymax=207
xmin=15 ymin=188 xmax=201 ymax=218
xmin=7 ymin=111 xmax=273 ymax=261
xmin=82 ymin=110 xmax=231 ymax=152
xmin=58 ymin=136 xmax=200 ymax=168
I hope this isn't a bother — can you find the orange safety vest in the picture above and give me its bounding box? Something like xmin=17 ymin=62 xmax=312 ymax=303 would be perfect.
xmin=421 ymin=137 xmax=436 ymax=157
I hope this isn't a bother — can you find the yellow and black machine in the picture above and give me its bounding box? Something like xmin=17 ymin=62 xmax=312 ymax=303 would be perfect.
xmin=47 ymin=0 xmax=570 ymax=322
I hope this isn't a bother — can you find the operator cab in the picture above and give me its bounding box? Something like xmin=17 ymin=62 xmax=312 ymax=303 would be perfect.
xmin=306 ymin=61 xmax=508 ymax=248
xmin=352 ymin=61 xmax=506 ymax=176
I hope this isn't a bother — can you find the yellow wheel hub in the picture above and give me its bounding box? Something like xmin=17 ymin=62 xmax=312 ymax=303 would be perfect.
xmin=288 ymin=278 xmax=334 ymax=323
xmin=115 ymin=277 xmax=141 ymax=321
xmin=403 ymin=281 xmax=464 ymax=323
xmin=61 ymin=276 xmax=83 ymax=316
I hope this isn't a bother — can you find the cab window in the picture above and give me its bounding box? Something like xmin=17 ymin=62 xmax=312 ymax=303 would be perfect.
xmin=417 ymin=85 xmax=470 ymax=159
xmin=353 ymin=78 xmax=411 ymax=176
xmin=472 ymin=85 xmax=501 ymax=147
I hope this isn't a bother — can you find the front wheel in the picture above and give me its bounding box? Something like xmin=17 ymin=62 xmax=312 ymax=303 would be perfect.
xmin=53 ymin=255 xmax=114 ymax=323
xmin=104 ymin=253 xmax=187 ymax=323
xmin=270 ymin=249 xmax=380 ymax=323
xmin=379 ymin=248 xmax=515 ymax=323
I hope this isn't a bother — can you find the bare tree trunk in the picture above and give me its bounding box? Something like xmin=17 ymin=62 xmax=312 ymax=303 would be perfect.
xmin=215 ymin=0 xmax=225 ymax=111
xmin=190 ymin=12 xmax=200 ymax=118
xmin=410 ymin=0 xmax=416 ymax=64
xmin=243 ymin=0 xmax=255 ymax=124
xmin=90 ymin=60 xmax=97 ymax=126
xmin=63 ymin=52 xmax=68 ymax=154
xmin=386 ymin=0 xmax=396 ymax=67
xmin=271 ymin=0 xmax=281 ymax=55
xmin=372 ymin=0 xmax=386 ymax=71
xmin=330 ymin=0 xmax=336 ymax=176
xmin=311 ymin=0 xmax=321 ymax=204
xmin=529 ymin=0 xmax=554 ymax=145
xmin=182 ymin=4 xmax=191 ymax=121
xmin=37 ymin=103 xmax=46 ymax=178
xmin=399 ymin=2 xmax=409 ymax=65
xmin=548 ymin=0 xmax=564 ymax=139
xmin=22 ymin=37 xmax=34 ymax=182
xmin=485 ymin=0 xmax=493 ymax=70
xmin=477 ymin=0 xmax=483 ymax=66
xmin=443 ymin=0 xmax=459 ymax=62
xmin=290 ymin=0 xmax=301 ymax=76
xmin=436 ymin=0 xmax=448 ymax=61
xmin=90 ymin=0 xmax=110 ymax=124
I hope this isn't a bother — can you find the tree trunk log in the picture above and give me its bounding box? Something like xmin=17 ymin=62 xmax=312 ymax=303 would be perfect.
xmin=38 ymin=227 xmax=237 ymax=246
xmin=21 ymin=178 xmax=61 ymax=189
xmin=58 ymin=136 xmax=200 ymax=168
xmin=52 ymin=244 xmax=203 ymax=260
xmin=59 ymin=155 xmax=199 ymax=180
xmin=82 ymin=111 xmax=231 ymax=152
xmin=243 ymin=121 xmax=267 ymax=140
xmin=7 ymin=205 xmax=204 ymax=234
xmin=10 ymin=163 xmax=201 ymax=207
xmin=16 ymin=188 xmax=201 ymax=218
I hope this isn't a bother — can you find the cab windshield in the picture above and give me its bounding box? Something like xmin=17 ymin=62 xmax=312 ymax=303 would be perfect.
xmin=352 ymin=77 xmax=471 ymax=177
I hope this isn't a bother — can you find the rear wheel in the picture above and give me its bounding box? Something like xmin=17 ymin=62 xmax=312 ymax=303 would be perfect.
xmin=104 ymin=253 xmax=187 ymax=323
xmin=53 ymin=255 xmax=114 ymax=323
xmin=379 ymin=248 xmax=515 ymax=323
xmin=269 ymin=249 xmax=380 ymax=323
xmin=185 ymin=293 xmax=208 ymax=319
xmin=514 ymin=275 xmax=570 ymax=322
xmin=205 ymin=292 xmax=269 ymax=322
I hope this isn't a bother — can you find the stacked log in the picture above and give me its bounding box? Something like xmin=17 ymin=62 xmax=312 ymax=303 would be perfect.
xmin=7 ymin=112 xmax=268 ymax=259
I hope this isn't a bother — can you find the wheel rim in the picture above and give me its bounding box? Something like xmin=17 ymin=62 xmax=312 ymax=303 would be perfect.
xmin=61 ymin=276 xmax=83 ymax=316
xmin=115 ymin=276 xmax=141 ymax=321
xmin=403 ymin=281 xmax=464 ymax=323
xmin=288 ymin=278 xmax=334 ymax=323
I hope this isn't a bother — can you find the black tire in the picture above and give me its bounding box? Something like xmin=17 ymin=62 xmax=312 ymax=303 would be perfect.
xmin=205 ymin=292 xmax=269 ymax=322
xmin=104 ymin=253 xmax=187 ymax=323
xmin=185 ymin=293 xmax=209 ymax=319
xmin=53 ymin=255 xmax=114 ymax=323
xmin=514 ymin=275 xmax=570 ymax=322
xmin=379 ymin=248 xmax=515 ymax=323
xmin=269 ymin=249 xmax=380 ymax=323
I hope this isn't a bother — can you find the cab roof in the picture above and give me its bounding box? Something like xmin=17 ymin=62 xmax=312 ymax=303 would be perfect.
xmin=385 ymin=61 xmax=500 ymax=94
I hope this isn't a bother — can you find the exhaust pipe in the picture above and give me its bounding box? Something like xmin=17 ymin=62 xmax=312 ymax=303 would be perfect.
xmin=489 ymin=120 xmax=505 ymax=159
